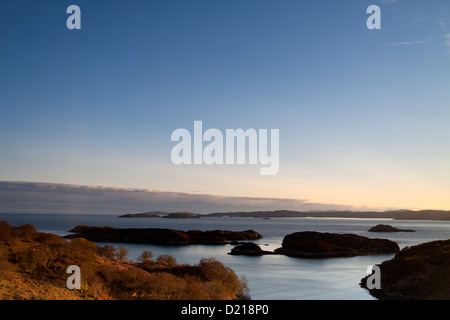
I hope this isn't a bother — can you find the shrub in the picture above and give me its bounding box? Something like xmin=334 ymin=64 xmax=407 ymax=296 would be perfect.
xmin=35 ymin=233 xmax=67 ymax=246
xmin=0 ymin=221 xmax=11 ymax=241
xmin=16 ymin=224 xmax=38 ymax=241
xmin=63 ymin=238 xmax=98 ymax=264
xmin=156 ymin=255 xmax=177 ymax=267
xmin=99 ymin=264 xmax=150 ymax=298
xmin=115 ymin=246 xmax=129 ymax=261
xmin=137 ymin=250 xmax=153 ymax=263
xmin=97 ymin=245 xmax=116 ymax=259
xmin=17 ymin=245 xmax=60 ymax=272
xmin=237 ymin=275 xmax=251 ymax=300
xmin=0 ymin=243 xmax=9 ymax=260
xmin=0 ymin=260 xmax=16 ymax=281
xmin=16 ymin=246 xmax=40 ymax=272
xmin=198 ymin=257 xmax=249 ymax=299
xmin=199 ymin=257 xmax=229 ymax=281
xmin=8 ymin=237 xmax=29 ymax=263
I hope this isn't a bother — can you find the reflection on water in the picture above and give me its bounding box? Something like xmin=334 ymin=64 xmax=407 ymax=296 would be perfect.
xmin=1 ymin=213 xmax=450 ymax=299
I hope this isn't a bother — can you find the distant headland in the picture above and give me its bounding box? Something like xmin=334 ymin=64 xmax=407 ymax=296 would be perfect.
xmin=206 ymin=209 xmax=450 ymax=220
xmin=119 ymin=211 xmax=200 ymax=219
xmin=119 ymin=209 xmax=450 ymax=221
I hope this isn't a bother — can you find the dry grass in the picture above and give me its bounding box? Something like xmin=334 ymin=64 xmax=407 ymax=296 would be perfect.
xmin=0 ymin=220 xmax=249 ymax=300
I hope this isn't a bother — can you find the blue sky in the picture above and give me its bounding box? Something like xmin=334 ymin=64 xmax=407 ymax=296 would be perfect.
xmin=1 ymin=0 xmax=450 ymax=211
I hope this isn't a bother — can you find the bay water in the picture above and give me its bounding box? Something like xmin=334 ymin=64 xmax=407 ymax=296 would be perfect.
xmin=1 ymin=213 xmax=450 ymax=300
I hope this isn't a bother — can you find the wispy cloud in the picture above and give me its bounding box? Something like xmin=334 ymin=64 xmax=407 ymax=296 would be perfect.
xmin=385 ymin=40 xmax=428 ymax=46
xmin=437 ymin=18 xmax=448 ymax=27
xmin=445 ymin=33 xmax=450 ymax=53
xmin=0 ymin=181 xmax=380 ymax=214
xmin=379 ymin=0 xmax=399 ymax=4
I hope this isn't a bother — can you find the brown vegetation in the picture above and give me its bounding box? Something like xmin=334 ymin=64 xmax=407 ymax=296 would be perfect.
xmin=0 ymin=220 xmax=250 ymax=300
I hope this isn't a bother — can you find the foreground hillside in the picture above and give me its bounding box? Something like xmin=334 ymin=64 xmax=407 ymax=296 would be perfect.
xmin=361 ymin=239 xmax=450 ymax=299
xmin=0 ymin=220 xmax=249 ymax=300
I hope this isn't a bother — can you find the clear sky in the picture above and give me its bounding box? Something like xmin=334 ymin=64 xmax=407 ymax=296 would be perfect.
xmin=1 ymin=0 xmax=450 ymax=211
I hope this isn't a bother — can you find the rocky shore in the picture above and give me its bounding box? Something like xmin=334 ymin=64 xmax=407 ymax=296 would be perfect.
xmin=361 ymin=239 xmax=450 ymax=299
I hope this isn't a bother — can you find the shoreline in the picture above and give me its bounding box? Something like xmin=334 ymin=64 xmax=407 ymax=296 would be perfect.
xmin=1 ymin=214 xmax=448 ymax=299
xmin=3 ymin=210 xmax=450 ymax=222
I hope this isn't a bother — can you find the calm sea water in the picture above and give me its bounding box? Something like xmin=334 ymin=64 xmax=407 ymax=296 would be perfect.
xmin=1 ymin=213 xmax=450 ymax=300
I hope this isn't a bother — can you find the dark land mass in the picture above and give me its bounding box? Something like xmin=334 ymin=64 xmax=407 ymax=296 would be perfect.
xmin=206 ymin=209 xmax=450 ymax=221
xmin=274 ymin=231 xmax=400 ymax=258
xmin=228 ymin=242 xmax=276 ymax=256
xmin=119 ymin=212 xmax=162 ymax=218
xmin=120 ymin=209 xmax=450 ymax=221
xmin=162 ymin=213 xmax=200 ymax=219
xmin=361 ymin=239 xmax=450 ymax=299
xmin=66 ymin=225 xmax=262 ymax=245
xmin=368 ymin=224 xmax=415 ymax=233
xmin=119 ymin=211 xmax=199 ymax=218
xmin=0 ymin=220 xmax=249 ymax=300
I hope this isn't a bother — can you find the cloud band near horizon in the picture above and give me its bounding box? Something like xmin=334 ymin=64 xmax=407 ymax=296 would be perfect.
xmin=0 ymin=181 xmax=386 ymax=215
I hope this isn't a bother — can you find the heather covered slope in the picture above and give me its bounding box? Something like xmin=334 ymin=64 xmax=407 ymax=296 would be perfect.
xmin=0 ymin=221 xmax=249 ymax=300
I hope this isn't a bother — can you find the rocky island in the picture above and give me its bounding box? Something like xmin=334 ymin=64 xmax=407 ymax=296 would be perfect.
xmin=66 ymin=225 xmax=262 ymax=245
xmin=119 ymin=212 xmax=162 ymax=218
xmin=228 ymin=242 xmax=275 ymax=256
xmin=119 ymin=211 xmax=200 ymax=218
xmin=274 ymin=231 xmax=400 ymax=258
xmin=162 ymin=213 xmax=200 ymax=219
xmin=361 ymin=239 xmax=450 ymax=299
xmin=368 ymin=224 xmax=415 ymax=232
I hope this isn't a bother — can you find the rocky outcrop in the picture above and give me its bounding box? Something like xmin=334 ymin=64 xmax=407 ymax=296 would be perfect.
xmin=274 ymin=231 xmax=400 ymax=258
xmin=361 ymin=239 xmax=450 ymax=299
xmin=66 ymin=225 xmax=262 ymax=245
xmin=162 ymin=213 xmax=200 ymax=219
xmin=119 ymin=212 xmax=162 ymax=218
xmin=228 ymin=242 xmax=276 ymax=256
xmin=368 ymin=224 xmax=415 ymax=232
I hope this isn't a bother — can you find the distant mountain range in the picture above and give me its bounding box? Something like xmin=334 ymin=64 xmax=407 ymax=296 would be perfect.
xmin=206 ymin=209 xmax=450 ymax=220
xmin=120 ymin=209 xmax=450 ymax=221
